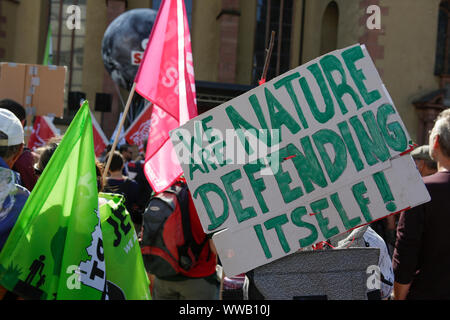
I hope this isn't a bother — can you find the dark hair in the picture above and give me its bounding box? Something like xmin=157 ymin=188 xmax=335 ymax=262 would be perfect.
xmin=96 ymin=160 xmax=104 ymax=192
xmin=143 ymin=139 xmax=148 ymax=150
xmin=106 ymin=151 xmax=124 ymax=172
xmin=0 ymin=131 xmax=22 ymax=161
xmin=0 ymin=99 xmax=26 ymax=122
xmin=35 ymin=142 xmax=59 ymax=174
xmin=424 ymin=159 xmax=438 ymax=170
xmin=34 ymin=140 xmax=105 ymax=193
xmin=105 ymin=144 xmax=117 ymax=153
xmin=119 ymin=144 xmax=131 ymax=153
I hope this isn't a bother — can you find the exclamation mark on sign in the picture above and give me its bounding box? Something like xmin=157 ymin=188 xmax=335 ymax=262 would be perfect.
xmin=372 ymin=171 xmax=397 ymax=212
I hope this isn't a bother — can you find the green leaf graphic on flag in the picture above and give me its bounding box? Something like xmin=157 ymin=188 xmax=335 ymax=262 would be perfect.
xmin=99 ymin=193 xmax=151 ymax=300
xmin=0 ymin=102 xmax=107 ymax=300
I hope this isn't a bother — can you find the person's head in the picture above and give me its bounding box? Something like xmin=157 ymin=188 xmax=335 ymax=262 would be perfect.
xmin=105 ymin=151 xmax=124 ymax=173
xmin=105 ymin=144 xmax=116 ymax=154
xmin=95 ymin=160 xmax=105 ymax=192
xmin=0 ymin=99 xmax=26 ymax=127
xmin=119 ymin=144 xmax=133 ymax=162
xmin=0 ymin=109 xmax=24 ymax=168
xmin=33 ymin=140 xmax=105 ymax=193
xmin=429 ymin=109 xmax=450 ymax=166
xmin=411 ymin=145 xmax=437 ymax=177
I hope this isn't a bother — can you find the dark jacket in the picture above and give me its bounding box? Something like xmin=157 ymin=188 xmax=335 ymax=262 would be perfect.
xmin=393 ymin=171 xmax=450 ymax=299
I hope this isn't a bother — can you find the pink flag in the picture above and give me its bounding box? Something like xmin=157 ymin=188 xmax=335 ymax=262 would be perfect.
xmin=90 ymin=111 xmax=109 ymax=157
xmin=27 ymin=116 xmax=58 ymax=151
xmin=124 ymin=103 xmax=153 ymax=153
xmin=135 ymin=0 xmax=197 ymax=193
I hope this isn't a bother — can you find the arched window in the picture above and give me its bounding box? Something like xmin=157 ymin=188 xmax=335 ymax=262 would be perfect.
xmin=435 ymin=0 xmax=450 ymax=82
xmin=320 ymin=1 xmax=339 ymax=55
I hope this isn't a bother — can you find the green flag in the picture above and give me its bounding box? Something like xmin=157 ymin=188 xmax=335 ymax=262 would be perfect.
xmin=0 ymin=102 xmax=107 ymax=300
xmin=98 ymin=193 xmax=151 ymax=300
xmin=43 ymin=24 xmax=53 ymax=66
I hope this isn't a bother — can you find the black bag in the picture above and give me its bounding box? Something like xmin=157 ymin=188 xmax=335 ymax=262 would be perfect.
xmin=140 ymin=182 xmax=208 ymax=279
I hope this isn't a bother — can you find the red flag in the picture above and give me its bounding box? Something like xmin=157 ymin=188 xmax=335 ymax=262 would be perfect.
xmin=134 ymin=0 xmax=197 ymax=193
xmin=90 ymin=111 xmax=109 ymax=157
xmin=27 ymin=116 xmax=58 ymax=151
xmin=124 ymin=103 xmax=152 ymax=153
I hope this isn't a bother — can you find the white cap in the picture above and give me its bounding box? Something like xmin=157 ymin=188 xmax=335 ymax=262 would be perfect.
xmin=0 ymin=109 xmax=24 ymax=146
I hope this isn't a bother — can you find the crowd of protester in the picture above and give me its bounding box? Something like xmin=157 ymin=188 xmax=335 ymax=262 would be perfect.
xmin=1 ymin=97 xmax=450 ymax=300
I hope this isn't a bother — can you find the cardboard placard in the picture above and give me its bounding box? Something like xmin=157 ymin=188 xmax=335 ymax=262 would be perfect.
xmin=212 ymin=155 xmax=427 ymax=276
xmin=170 ymin=44 xmax=431 ymax=276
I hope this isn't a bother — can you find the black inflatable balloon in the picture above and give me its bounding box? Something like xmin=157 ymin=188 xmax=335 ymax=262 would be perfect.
xmin=102 ymin=8 xmax=157 ymax=91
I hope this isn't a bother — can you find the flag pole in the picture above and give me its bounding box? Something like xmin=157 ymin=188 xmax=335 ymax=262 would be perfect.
xmin=102 ymin=82 xmax=137 ymax=184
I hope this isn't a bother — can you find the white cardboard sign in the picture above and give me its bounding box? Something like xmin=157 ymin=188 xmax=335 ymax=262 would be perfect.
xmin=170 ymin=44 xmax=430 ymax=276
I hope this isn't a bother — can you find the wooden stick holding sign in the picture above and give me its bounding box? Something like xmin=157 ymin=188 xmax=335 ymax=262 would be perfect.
xmin=102 ymin=82 xmax=136 ymax=185
xmin=220 ymin=30 xmax=277 ymax=298
xmin=219 ymin=30 xmax=276 ymax=296
xmin=259 ymin=30 xmax=276 ymax=85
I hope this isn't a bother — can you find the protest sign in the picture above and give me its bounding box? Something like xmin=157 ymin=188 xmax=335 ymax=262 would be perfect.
xmin=0 ymin=63 xmax=66 ymax=118
xmin=170 ymin=44 xmax=431 ymax=276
